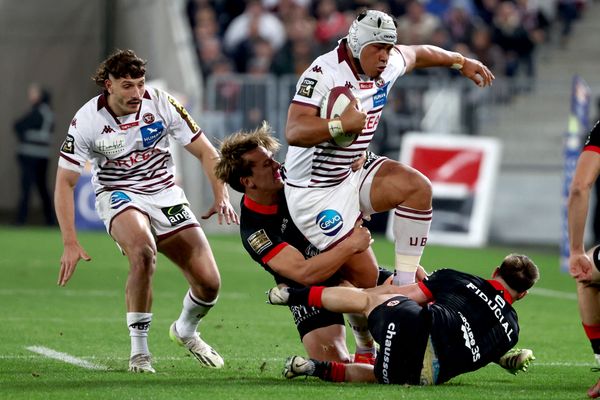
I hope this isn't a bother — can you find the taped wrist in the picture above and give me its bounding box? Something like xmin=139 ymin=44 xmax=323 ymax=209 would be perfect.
xmin=451 ymin=53 xmax=465 ymax=70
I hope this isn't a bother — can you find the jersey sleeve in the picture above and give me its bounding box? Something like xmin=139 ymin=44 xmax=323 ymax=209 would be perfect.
xmin=154 ymin=88 xmax=202 ymax=146
xmin=420 ymin=268 xmax=464 ymax=298
xmin=240 ymin=213 xmax=289 ymax=266
xmin=583 ymin=121 xmax=600 ymax=153
xmin=57 ymin=114 xmax=91 ymax=174
xmin=390 ymin=46 xmax=408 ymax=77
xmin=291 ymin=58 xmax=335 ymax=109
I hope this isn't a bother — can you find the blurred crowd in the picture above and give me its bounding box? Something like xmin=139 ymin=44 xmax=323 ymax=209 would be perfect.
xmin=187 ymin=0 xmax=588 ymax=82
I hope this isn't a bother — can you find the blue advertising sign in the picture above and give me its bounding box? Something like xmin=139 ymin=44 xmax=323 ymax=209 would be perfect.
xmin=561 ymin=76 xmax=591 ymax=272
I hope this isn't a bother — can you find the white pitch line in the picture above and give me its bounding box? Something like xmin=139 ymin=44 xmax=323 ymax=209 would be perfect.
xmin=26 ymin=346 xmax=109 ymax=370
xmin=529 ymin=287 xmax=577 ymax=301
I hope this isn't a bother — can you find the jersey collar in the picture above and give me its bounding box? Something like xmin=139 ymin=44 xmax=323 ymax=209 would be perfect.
xmin=243 ymin=195 xmax=279 ymax=215
xmin=97 ymin=90 xmax=152 ymax=124
xmin=337 ymin=39 xmax=361 ymax=80
xmin=487 ymin=279 xmax=513 ymax=304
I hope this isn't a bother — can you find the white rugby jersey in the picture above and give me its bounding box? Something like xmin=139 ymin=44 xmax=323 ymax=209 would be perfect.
xmin=284 ymin=39 xmax=407 ymax=187
xmin=58 ymin=87 xmax=202 ymax=195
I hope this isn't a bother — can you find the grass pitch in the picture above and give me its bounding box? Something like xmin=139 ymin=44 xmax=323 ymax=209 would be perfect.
xmin=0 ymin=226 xmax=592 ymax=399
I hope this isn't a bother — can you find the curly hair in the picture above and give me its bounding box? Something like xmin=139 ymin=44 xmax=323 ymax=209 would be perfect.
xmin=215 ymin=121 xmax=281 ymax=193
xmin=91 ymin=49 xmax=146 ymax=88
xmin=497 ymin=254 xmax=540 ymax=293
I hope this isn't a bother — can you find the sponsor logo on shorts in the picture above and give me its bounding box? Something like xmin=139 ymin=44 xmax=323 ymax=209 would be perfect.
xmin=161 ymin=204 xmax=191 ymax=226
xmin=381 ymin=322 xmax=397 ymax=384
xmin=386 ymin=300 xmax=400 ymax=307
xmin=247 ymin=229 xmax=272 ymax=254
xmin=140 ymin=121 xmax=164 ymax=147
xmin=60 ymin=134 xmax=75 ymax=154
xmin=297 ymin=78 xmax=317 ymax=98
xmin=110 ymin=191 xmax=131 ymax=209
xmin=316 ymin=209 xmax=343 ymax=237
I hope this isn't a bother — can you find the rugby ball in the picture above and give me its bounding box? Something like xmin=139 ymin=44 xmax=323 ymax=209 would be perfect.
xmin=320 ymin=86 xmax=359 ymax=147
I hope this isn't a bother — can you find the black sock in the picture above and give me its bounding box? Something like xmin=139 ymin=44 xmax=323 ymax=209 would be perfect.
xmin=286 ymin=287 xmax=311 ymax=306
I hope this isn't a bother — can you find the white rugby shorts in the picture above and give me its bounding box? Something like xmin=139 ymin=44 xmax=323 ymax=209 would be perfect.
xmin=95 ymin=185 xmax=200 ymax=241
xmin=284 ymin=155 xmax=386 ymax=250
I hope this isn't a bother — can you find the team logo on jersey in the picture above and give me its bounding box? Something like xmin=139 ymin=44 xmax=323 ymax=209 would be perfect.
xmin=110 ymin=191 xmax=131 ymax=209
xmin=101 ymin=125 xmax=115 ymax=134
xmin=161 ymin=204 xmax=191 ymax=226
xmin=247 ymin=229 xmax=272 ymax=254
xmin=60 ymin=134 xmax=75 ymax=154
xmin=143 ymin=113 xmax=155 ymax=124
xmin=95 ymin=137 xmax=126 ymax=157
xmin=316 ymin=209 xmax=343 ymax=237
xmin=375 ymin=77 xmax=385 ymax=88
xmin=168 ymin=95 xmax=200 ymax=133
xmin=373 ymin=82 xmax=390 ymax=108
xmin=297 ymin=78 xmax=317 ymax=98
xmin=140 ymin=121 xmax=164 ymax=148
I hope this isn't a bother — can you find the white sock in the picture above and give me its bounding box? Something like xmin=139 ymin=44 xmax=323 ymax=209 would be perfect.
xmin=392 ymin=206 xmax=432 ymax=286
xmin=175 ymin=289 xmax=217 ymax=338
xmin=595 ymin=353 xmax=600 ymax=365
xmin=127 ymin=312 xmax=152 ymax=356
xmin=346 ymin=313 xmax=374 ymax=354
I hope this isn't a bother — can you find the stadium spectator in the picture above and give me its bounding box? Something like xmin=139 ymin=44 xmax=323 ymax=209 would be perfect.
xmin=13 ymin=83 xmax=55 ymax=226
xmin=491 ymin=1 xmax=538 ymax=87
xmin=396 ymin=0 xmax=442 ymax=45
xmin=271 ymin=13 xmax=317 ymax=76
xmin=444 ymin=4 xmax=477 ymax=46
xmin=283 ymin=9 xmax=494 ymax=288
xmin=223 ymin=0 xmax=286 ymax=64
xmin=214 ymin=122 xmax=388 ymax=364
xmin=54 ymin=49 xmax=238 ymax=373
xmin=557 ymin=0 xmax=581 ymax=47
xmin=314 ymin=0 xmax=350 ymax=51
xmin=567 ymin=120 xmax=600 ymax=398
xmin=268 ymin=253 xmax=539 ymax=385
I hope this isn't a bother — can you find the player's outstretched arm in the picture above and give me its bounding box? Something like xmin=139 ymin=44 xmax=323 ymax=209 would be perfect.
xmin=54 ymin=167 xmax=91 ymax=286
xmin=185 ymin=135 xmax=239 ymax=225
xmin=399 ymin=44 xmax=495 ymax=87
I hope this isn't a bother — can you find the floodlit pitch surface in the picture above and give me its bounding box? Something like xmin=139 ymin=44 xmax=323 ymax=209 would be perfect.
xmin=0 ymin=226 xmax=590 ymax=399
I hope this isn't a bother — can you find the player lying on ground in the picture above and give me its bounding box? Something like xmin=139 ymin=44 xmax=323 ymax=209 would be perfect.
xmin=267 ymin=254 xmax=538 ymax=385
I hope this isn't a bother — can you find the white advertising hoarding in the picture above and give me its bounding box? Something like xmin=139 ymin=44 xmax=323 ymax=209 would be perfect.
xmin=387 ymin=133 xmax=502 ymax=247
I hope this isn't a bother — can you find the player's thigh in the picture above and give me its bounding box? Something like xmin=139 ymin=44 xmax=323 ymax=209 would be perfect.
xmin=587 ymin=245 xmax=600 ymax=283
xmin=111 ymin=208 xmax=155 ymax=254
xmin=157 ymin=226 xmax=220 ymax=285
xmin=338 ymin=247 xmax=379 ymax=288
xmin=368 ymin=159 xmax=431 ymax=212
xmin=302 ymin=324 xmax=351 ymax=362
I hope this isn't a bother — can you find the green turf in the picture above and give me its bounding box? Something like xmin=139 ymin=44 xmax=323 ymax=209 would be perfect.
xmin=0 ymin=226 xmax=592 ymax=399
